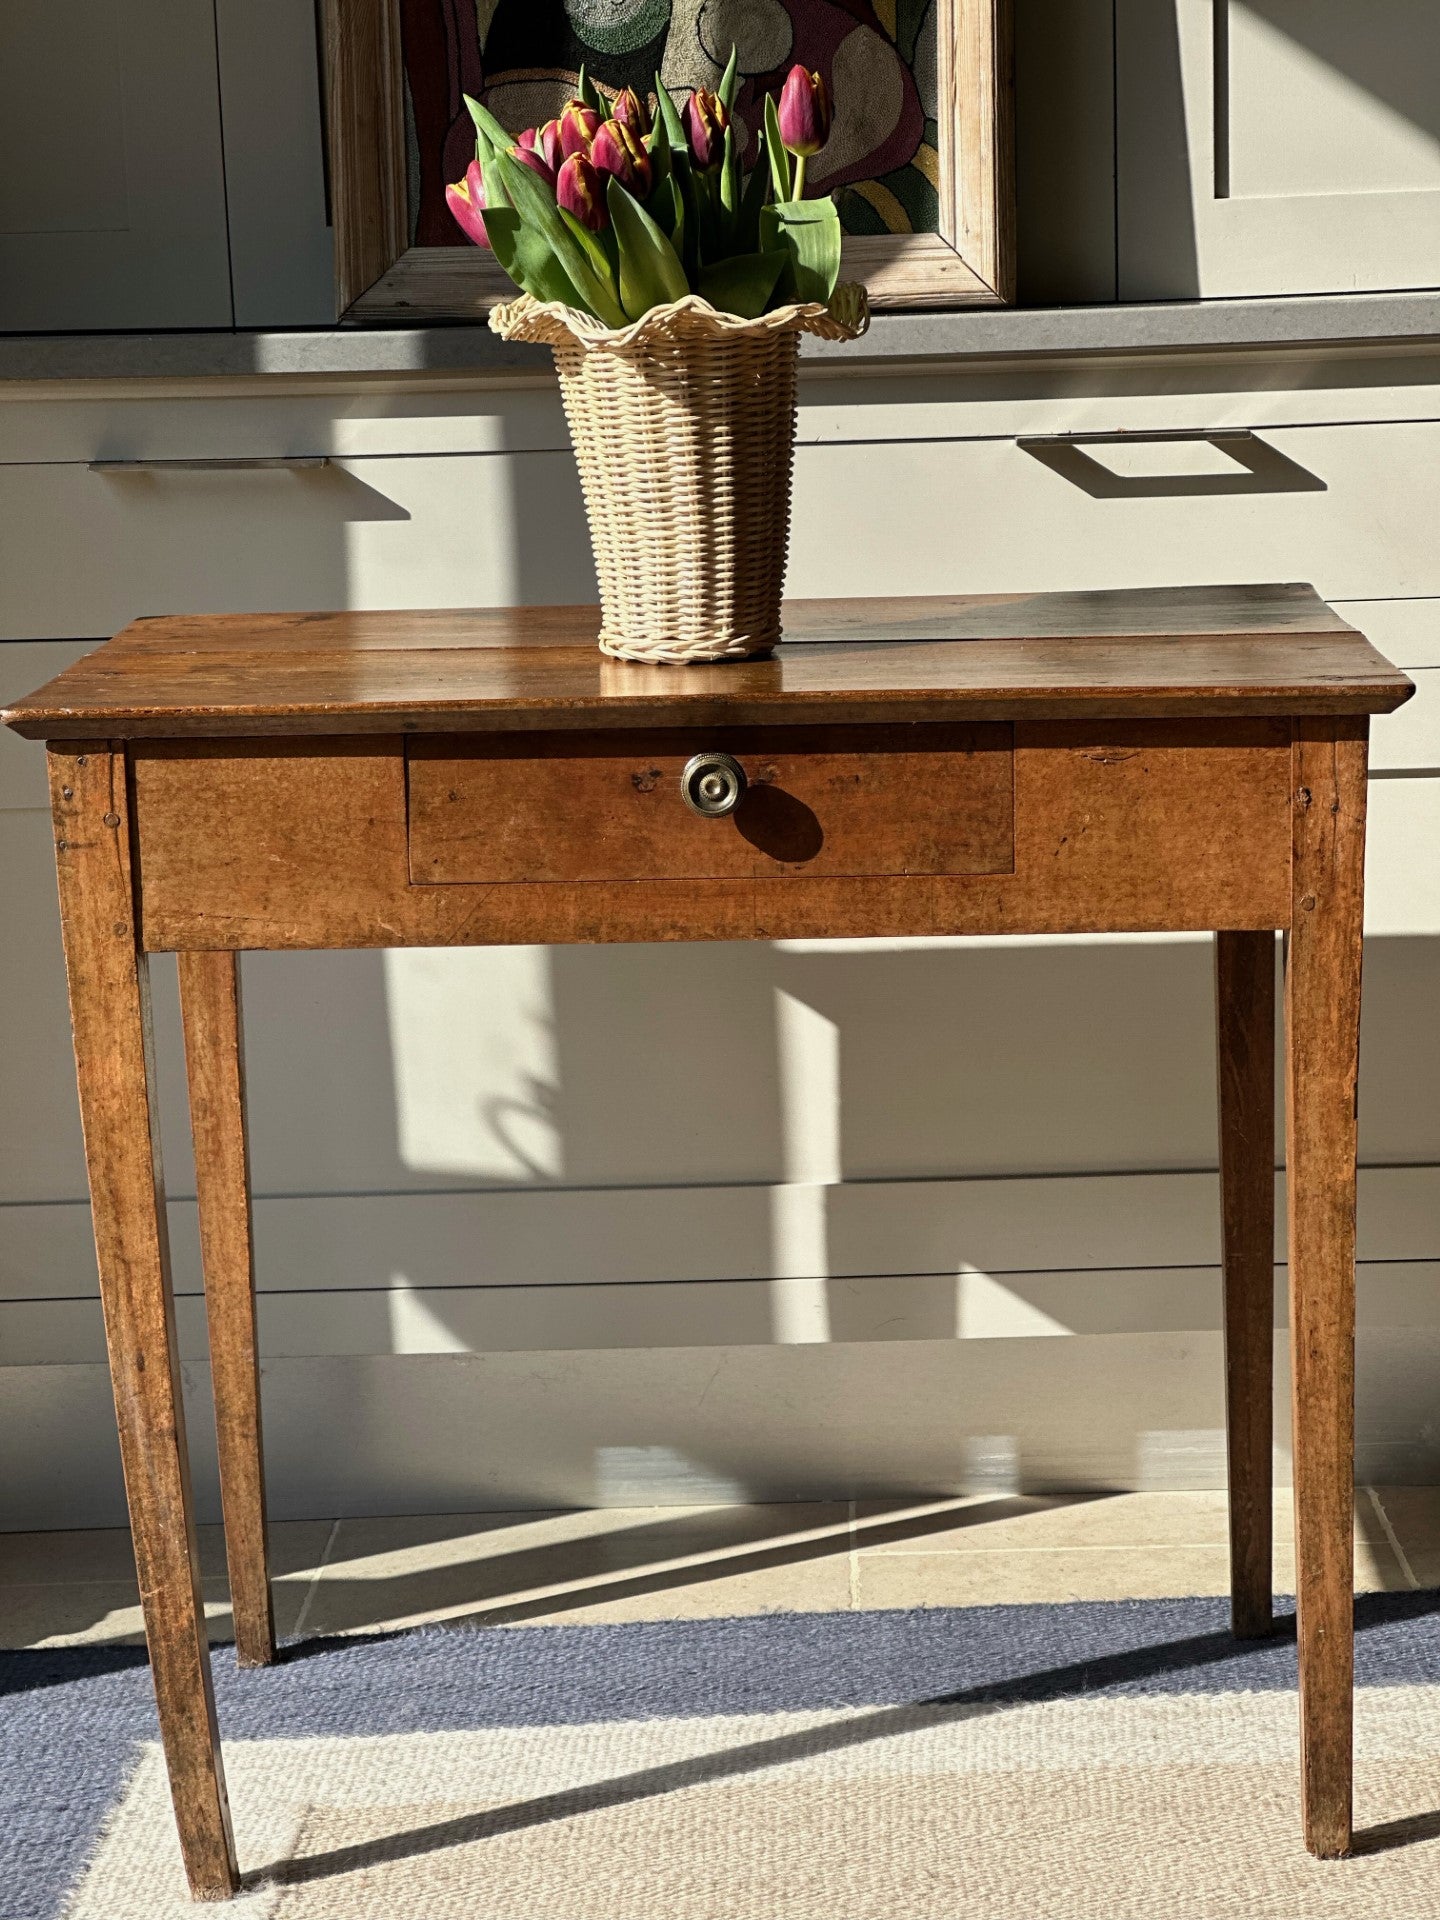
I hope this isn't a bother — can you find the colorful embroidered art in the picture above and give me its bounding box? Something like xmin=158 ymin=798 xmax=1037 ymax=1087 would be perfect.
xmin=401 ymin=0 xmax=941 ymax=245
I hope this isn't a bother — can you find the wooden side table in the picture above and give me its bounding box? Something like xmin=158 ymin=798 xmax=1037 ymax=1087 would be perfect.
xmin=3 ymin=585 xmax=1413 ymax=1899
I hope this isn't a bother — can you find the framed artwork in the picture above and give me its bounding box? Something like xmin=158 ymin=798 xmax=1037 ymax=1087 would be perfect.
xmin=323 ymin=0 xmax=1013 ymax=321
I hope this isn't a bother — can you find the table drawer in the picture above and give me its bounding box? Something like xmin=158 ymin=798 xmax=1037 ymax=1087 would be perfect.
xmin=406 ymin=726 xmax=1016 ymax=885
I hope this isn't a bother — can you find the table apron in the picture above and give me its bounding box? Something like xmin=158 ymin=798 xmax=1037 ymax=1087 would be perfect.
xmin=123 ymin=719 xmax=1301 ymax=950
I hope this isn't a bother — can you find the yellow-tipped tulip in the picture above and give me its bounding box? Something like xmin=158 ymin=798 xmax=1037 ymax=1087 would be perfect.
xmin=444 ymin=159 xmax=489 ymax=248
xmin=610 ymin=87 xmax=651 ymax=138
xmin=558 ymin=101 xmax=601 ymax=160
xmin=556 ymin=152 xmax=608 ymax=231
xmin=591 ymin=119 xmax=652 ymax=198
xmin=682 ymin=88 xmax=729 ymax=170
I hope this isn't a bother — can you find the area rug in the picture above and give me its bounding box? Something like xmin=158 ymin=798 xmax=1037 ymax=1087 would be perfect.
xmin=8 ymin=1595 xmax=1440 ymax=1918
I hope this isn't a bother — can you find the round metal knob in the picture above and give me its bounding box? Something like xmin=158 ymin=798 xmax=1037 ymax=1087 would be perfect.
xmin=681 ymin=751 xmax=747 ymax=818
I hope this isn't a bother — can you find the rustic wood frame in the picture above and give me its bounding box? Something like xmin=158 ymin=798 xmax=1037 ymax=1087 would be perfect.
xmin=323 ymin=0 xmax=1014 ymax=322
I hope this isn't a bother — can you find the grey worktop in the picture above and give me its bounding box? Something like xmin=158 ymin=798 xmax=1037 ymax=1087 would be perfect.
xmin=3 ymin=292 xmax=1440 ymax=383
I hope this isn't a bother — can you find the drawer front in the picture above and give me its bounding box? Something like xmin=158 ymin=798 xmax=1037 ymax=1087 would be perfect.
xmin=788 ymin=422 xmax=1440 ymax=607
xmin=4 ymin=418 xmax=1440 ymax=641
xmin=407 ymin=727 xmax=1016 ymax=885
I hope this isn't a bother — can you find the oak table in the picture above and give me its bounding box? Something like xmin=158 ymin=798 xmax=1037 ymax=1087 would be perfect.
xmin=3 ymin=585 xmax=1414 ymax=1899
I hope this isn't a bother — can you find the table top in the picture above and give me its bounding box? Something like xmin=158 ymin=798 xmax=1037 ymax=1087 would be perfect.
xmin=3 ymin=584 xmax=1414 ymax=739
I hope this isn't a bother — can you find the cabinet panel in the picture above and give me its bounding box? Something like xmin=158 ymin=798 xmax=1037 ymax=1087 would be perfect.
xmin=1117 ymin=0 xmax=1440 ymax=298
xmin=0 ymin=0 xmax=233 ymax=330
xmin=4 ymin=425 xmax=1440 ymax=641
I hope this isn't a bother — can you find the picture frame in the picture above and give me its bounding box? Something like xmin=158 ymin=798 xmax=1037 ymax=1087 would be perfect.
xmin=322 ymin=0 xmax=1014 ymax=322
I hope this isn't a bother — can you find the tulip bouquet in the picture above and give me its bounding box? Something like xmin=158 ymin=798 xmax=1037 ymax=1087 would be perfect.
xmin=448 ymin=54 xmax=843 ymax=325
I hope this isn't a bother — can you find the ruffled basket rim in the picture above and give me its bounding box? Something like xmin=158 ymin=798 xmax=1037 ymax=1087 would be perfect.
xmin=490 ymin=284 xmax=869 ymax=351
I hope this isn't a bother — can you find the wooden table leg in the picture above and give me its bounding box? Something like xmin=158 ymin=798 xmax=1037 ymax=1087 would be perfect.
xmin=51 ymin=746 xmax=239 ymax=1900
xmin=1286 ymin=720 xmax=1368 ymax=1860
xmin=179 ymin=951 xmax=274 ymax=1668
xmin=1216 ymin=929 xmax=1276 ymax=1640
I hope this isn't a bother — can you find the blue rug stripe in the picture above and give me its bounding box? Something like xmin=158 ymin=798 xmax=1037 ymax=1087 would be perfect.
xmin=6 ymin=1591 xmax=1440 ymax=1920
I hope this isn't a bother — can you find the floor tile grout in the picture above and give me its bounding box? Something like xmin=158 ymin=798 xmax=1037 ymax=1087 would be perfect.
xmin=1367 ymin=1486 xmax=1422 ymax=1588
xmin=290 ymin=1518 xmax=342 ymax=1641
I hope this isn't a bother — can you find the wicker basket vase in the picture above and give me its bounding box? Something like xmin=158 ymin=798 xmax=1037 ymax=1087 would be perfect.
xmin=492 ymin=286 xmax=869 ymax=663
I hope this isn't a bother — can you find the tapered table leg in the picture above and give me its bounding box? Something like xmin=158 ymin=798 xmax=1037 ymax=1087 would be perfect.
xmin=1216 ymin=930 xmax=1276 ymax=1640
xmin=51 ymin=746 xmax=238 ymax=1899
xmin=180 ymin=950 xmax=274 ymax=1668
xmin=1286 ymin=720 xmax=1368 ymax=1860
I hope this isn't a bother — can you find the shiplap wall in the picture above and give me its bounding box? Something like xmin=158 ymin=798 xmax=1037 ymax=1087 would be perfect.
xmin=1 ymin=346 xmax=1438 ymax=1525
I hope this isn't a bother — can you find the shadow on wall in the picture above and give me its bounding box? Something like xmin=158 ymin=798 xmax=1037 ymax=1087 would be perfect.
xmin=231 ymin=932 xmax=1440 ymax=1202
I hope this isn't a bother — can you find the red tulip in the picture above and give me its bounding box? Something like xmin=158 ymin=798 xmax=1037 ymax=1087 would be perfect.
xmin=556 ymin=152 xmax=608 ymax=231
xmin=519 ymin=120 xmax=563 ymax=175
xmin=682 ymin=88 xmax=729 ymax=170
xmin=778 ymin=65 xmax=830 ymax=157
xmin=610 ymin=87 xmax=651 ymax=138
xmin=511 ymin=150 xmax=555 ymax=188
xmin=445 ymin=160 xmax=489 ymax=248
xmin=590 ymin=119 xmax=652 ymax=198
xmin=558 ymin=101 xmax=601 ymax=160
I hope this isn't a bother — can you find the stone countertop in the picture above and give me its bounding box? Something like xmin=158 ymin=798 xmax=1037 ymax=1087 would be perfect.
xmin=2 ymin=293 xmax=1439 ymax=384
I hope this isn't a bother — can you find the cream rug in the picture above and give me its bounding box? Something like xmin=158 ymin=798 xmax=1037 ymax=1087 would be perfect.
xmin=7 ymin=1596 xmax=1440 ymax=1916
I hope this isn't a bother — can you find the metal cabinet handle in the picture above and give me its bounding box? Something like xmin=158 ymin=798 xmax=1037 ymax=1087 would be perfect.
xmin=681 ymin=751 xmax=747 ymax=818
xmin=1017 ymin=429 xmax=1258 ymax=448
xmin=88 ymin=456 xmax=330 ymax=473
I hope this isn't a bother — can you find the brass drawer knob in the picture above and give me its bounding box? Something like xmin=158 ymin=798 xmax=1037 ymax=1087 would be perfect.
xmin=681 ymin=751 xmax=747 ymax=818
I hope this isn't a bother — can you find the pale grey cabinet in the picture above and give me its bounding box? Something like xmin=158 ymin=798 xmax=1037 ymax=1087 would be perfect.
xmin=1117 ymin=0 xmax=1440 ymax=299
xmin=0 ymin=0 xmax=233 ymax=330
xmin=0 ymin=0 xmax=332 ymax=332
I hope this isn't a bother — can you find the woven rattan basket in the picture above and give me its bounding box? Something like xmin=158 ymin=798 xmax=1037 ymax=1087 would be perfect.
xmin=491 ymin=286 xmax=869 ymax=663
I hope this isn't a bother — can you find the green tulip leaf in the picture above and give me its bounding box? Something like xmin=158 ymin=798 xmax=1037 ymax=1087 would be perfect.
xmin=647 ymin=118 xmax=673 ymax=184
xmin=492 ymin=147 xmax=627 ymax=325
xmin=761 ymin=197 xmax=842 ymax=303
xmin=577 ymin=64 xmax=602 ymax=113
xmin=474 ymin=132 xmax=513 ymax=213
xmin=652 ymin=174 xmax=685 ymax=252
xmin=464 ymin=92 xmax=516 ymax=161
xmin=560 ymin=206 xmax=618 ymax=289
xmin=654 ymin=74 xmax=688 ymax=155
xmin=763 ymin=94 xmax=792 ymax=202
xmin=736 ymin=144 xmax=771 ymax=251
xmin=484 ymin=208 xmax=584 ymax=309
xmin=699 ymin=250 xmax=788 ymax=319
xmin=717 ymin=45 xmax=740 ymax=112
xmin=607 ymin=175 xmax=691 ymax=318
xmin=720 ymin=123 xmax=740 ymax=228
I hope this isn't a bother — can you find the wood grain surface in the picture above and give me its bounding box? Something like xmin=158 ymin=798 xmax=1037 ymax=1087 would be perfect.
xmin=131 ymin=721 xmax=1294 ymax=949
xmin=178 ymin=951 xmax=274 ymax=1669
xmin=407 ymin=726 xmax=1015 ymax=885
xmin=1285 ymin=719 xmax=1369 ymax=1859
xmin=2 ymin=588 xmax=1412 ymax=740
xmin=49 ymin=746 xmax=238 ymax=1898
xmin=1215 ymin=929 xmax=1277 ymax=1641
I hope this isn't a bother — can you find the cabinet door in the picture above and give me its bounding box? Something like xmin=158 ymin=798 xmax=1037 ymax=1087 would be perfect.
xmin=1117 ymin=0 xmax=1440 ymax=298
xmin=0 ymin=0 xmax=233 ymax=330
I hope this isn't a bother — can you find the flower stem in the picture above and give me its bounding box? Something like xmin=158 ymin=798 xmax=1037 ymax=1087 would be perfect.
xmin=792 ymin=152 xmax=807 ymax=201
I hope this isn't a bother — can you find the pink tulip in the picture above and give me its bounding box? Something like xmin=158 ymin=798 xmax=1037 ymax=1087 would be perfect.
xmin=610 ymin=87 xmax=651 ymax=138
xmin=590 ymin=119 xmax=652 ymax=198
xmin=445 ymin=160 xmax=489 ymax=248
xmin=556 ymin=152 xmax=608 ymax=231
xmin=518 ymin=121 xmax=563 ymax=176
xmin=778 ymin=66 xmax=830 ymax=158
xmin=682 ymin=88 xmax=729 ymax=170
xmin=512 ymin=135 xmax=557 ymax=187
xmin=558 ymin=102 xmax=601 ymax=160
